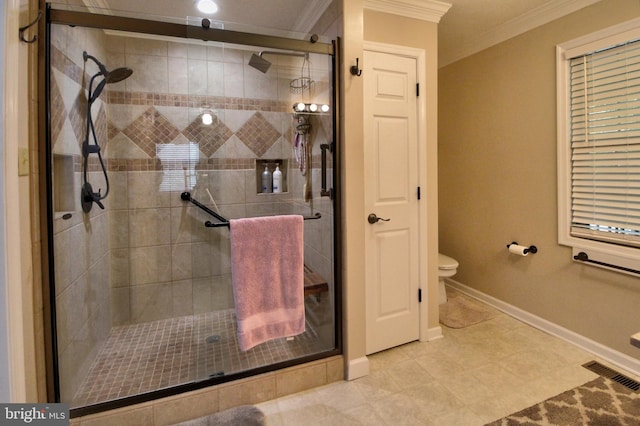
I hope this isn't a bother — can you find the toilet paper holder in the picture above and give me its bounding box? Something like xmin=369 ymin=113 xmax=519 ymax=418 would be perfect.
xmin=507 ymin=241 xmax=537 ymax=254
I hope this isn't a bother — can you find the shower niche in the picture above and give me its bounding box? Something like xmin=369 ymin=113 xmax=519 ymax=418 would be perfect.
xmin=45 ymin=4 xmax=339 ymax=417
xmin=255 ymin=159 xmax=289 ymax=194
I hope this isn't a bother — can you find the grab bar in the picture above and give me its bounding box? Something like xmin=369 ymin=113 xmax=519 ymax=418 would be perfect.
xmin=320 ymin=142 xmax=333 ymax=199
xmin=205 ymin=212 xmax=322 ymax=228
xmin=181 ymin=191 xmax=322 ymax=227
xmin=181 ymin=192 xmax=228 ymax=224
xmin=573 ymin=251 xmax=640 ymax=276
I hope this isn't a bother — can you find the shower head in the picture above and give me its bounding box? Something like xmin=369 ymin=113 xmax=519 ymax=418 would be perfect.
xmin=105 ymin=67 xmax=133 ymax=83
xmin=248 ymin=53 xmax=272 ymax=73
xmin=248 ymin=51 xmax=308 ymax=74
xmin=83 ymin=51 xmax=133 ymax=102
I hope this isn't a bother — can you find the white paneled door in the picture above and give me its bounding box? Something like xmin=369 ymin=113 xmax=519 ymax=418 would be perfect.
xmin=364 ymin=49 xmax=420 ymax=355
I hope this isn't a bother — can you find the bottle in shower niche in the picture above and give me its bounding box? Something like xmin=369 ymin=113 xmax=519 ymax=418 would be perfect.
xmin=261 ymin=163 xmax=272 ymax=193
xmin=273 ymin=164 xmax=282 ymax=193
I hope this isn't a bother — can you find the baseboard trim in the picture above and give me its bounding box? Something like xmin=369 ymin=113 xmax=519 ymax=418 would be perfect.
xmin=421 ymin=326 xmax=443 ymax=342
xmin=346 ymin=356 xmax=369 ymax=381
xmin=445 ymin=278 xmax=640 ymax=377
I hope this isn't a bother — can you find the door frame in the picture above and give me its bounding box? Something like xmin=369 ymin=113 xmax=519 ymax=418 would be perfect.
xmin=363 ymin=41 xmax=436 ymax=343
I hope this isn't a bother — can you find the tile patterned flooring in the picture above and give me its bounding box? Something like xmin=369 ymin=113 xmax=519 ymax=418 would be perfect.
xmin=256 ymin=293 xmax=638 ymax=425
xmin=72 ymin=309 xmax=328 ymax=408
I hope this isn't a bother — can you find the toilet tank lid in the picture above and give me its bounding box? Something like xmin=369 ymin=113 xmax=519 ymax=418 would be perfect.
xmin=438 ymin=253 xmax=459 ymax=269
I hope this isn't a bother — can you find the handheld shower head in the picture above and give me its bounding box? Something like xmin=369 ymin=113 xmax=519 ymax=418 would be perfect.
xmin=105 ymin=67 xmax=133 ymax=83
xmin=83 ymin=51 xmax=133 ymax=102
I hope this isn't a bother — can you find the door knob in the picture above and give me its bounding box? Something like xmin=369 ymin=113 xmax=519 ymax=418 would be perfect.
xmin=368 ymin=213 xmax=390 ymax=224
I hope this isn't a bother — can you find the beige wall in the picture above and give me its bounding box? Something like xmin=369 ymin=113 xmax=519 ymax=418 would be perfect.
xmin=340 ymin=0 xmax=367 ymax=378
xmin=439 ymin=0 xmax=640 ymax=359
xmin=4 ymin=0 xmax=41 ymax=402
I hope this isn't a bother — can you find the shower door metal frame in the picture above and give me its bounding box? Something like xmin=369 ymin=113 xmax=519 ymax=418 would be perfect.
xmin=40 ymin=4 xmax=342 ymax=417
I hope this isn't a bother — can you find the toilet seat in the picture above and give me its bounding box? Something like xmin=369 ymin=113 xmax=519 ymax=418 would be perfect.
xmin=438 ymin=253 xmax=458 ymax=270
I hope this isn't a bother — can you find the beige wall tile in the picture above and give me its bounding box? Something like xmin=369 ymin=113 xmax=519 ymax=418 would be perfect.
xmin=130 ymin=282 xmax=173 ymax=322
xmin=276 ymin=362 xmax=327 ymax=397
xmin=326 ymin=356 xmax=344 ymax=383
xmin=81 ymin=405 xmax=154 ymax=426
xmin=171 ymin=279 xmax=193 ymax=317
xmin=130 ymin=245 xmax=172 ymax=286
xmin=128 ymin=208 xmax=171 ymax=247
xmin=218 ymin=375 xmax=276 ymax=411
xmin=153 ymin=387 xmax=218 ymax=426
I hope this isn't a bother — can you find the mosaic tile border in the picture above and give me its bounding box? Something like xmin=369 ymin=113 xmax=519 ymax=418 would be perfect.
xmin=108 ymin=91 xmax=290 ymax=113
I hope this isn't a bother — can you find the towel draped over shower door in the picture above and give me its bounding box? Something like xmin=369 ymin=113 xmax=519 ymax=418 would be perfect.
xmin=229 ymin=215 xmax=305 ymax=351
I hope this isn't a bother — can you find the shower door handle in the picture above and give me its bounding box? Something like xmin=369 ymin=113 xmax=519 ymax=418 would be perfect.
xmin=320 ymin=143 xmax=333 ymax=199
xmin=368 ymin=213 xmax=390 ymax=224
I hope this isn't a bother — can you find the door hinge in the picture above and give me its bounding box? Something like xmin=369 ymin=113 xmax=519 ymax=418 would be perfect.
xmin=416 ymin=83 xmax=420 ymax=97
xmin=418 ymin=288 xmax=422 ymax=303
xmin=417 ymin=186 xmax=421 ymax=200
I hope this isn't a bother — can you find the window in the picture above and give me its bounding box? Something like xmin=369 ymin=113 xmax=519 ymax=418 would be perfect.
xmin=557 ymin=18 xmax=640 ymax=273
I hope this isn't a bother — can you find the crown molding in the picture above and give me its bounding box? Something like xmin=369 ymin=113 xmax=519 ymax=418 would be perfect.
xmin=364 ymin=0 xmax=452 ymax=24
xmin=82 ymin=0 xmax=113 ymax=15
xmin=440 ymin=0 xmax=602 ymax=67
xmin=291 ymin=0 xmax=333 ymax=34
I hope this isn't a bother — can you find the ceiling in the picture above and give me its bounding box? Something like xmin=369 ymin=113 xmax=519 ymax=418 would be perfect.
xmin=92 ymin=0 xmax=602 ymax=66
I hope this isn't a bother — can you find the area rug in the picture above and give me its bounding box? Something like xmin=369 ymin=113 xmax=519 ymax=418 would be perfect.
xmin=171 ymin=405 xmax=265 ymax=426
xmin=439 ymin=290 xmax=498 ymax=328
xmin=486 ymin=376 xmax=640 ymax=425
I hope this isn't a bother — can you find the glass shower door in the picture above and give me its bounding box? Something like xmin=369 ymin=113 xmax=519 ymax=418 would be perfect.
xmin=47 ymin=5 xmax=338 ymax=413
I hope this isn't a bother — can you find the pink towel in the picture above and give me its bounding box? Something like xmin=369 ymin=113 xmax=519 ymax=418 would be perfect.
xmin=229 ymin=215 xmax=305 ymax=351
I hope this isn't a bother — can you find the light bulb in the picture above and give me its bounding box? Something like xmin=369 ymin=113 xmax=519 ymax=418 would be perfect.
xmin=321 ymin=104 xmax=330 ymax=113
xmin=202 ymin=112 xmax=213 ymax=125
xmin=196 ymin=0 xmax=218 ymax=14
xmin=296 ymin=103 xmax=306 ymax=112
xmin=309 ymin=103 xmax=318 ymax=112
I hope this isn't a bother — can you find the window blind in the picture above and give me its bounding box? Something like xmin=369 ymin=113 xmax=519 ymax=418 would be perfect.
xmin=569 ymin=38 xmax=640 ymax=248
xmin=156 ymin=142 xmax=199 ymax=192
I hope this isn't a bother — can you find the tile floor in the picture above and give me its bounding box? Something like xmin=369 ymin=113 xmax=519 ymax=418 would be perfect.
xmin=73 ymin=309 xmax=328 ymax=408
xmin=256 ymin=294 xmax=636 ymax=425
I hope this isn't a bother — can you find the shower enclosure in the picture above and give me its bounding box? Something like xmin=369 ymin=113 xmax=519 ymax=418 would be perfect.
xmin=44 ymin=3 xmax=340 ymax=416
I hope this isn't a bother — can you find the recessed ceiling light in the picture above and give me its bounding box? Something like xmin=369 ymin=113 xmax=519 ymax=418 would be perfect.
xmin=196 ymin=0 xmax=218 ymax=14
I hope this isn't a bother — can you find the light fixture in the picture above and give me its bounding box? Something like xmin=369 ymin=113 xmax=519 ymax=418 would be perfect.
xmin=196 ymin=0 xmax=218 ymax=14
xmin=201 ymin=109 xmax=215 ymax=125
xmin=292 ymin=103 xmax=330 ymax=114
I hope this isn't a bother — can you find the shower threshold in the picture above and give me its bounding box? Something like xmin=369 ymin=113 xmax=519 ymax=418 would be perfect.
xmin=71 ymin=309 xmax=326 ymax=408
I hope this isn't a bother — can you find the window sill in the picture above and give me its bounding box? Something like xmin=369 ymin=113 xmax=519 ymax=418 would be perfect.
xmin=632 ymin=332 xmax=640 ymax=350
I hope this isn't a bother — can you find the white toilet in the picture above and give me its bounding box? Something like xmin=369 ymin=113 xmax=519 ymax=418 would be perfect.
xmin=438 ymin=253 xmax=459 ymax=304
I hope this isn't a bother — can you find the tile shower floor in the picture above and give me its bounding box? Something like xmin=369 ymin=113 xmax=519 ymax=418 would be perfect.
xmin=255 ymin=291 xmax=640 ymax=425
xmin=72 ymin=309 xmax=327 ymax=408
